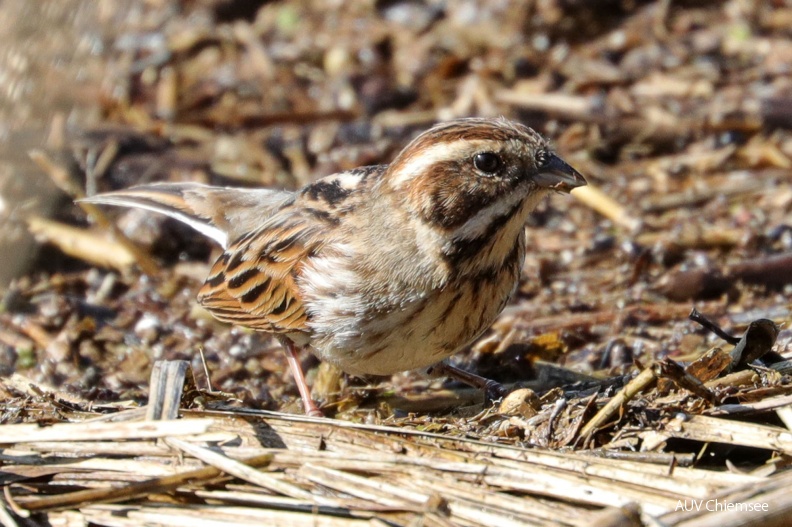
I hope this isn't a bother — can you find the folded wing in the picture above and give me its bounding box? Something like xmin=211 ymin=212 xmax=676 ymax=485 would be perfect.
xmin=197 ymin=211 xmax=326 ymax=334
xmin=80 ymin=182 xmax=293 ymax=249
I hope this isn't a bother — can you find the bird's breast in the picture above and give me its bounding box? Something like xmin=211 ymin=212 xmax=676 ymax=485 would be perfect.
xmin=299 ymin=231 xmax=526 ymax=376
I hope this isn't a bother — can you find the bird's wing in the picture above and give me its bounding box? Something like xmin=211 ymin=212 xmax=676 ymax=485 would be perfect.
xmin=84 ymin=167 xmax=383 ymax=334
xmin=79 ymin=182 xmax=294 ymax=249
xmin=197 ymin=167 xmax=384 ymax=334
xmin=197 ymin=206 xmax=334 ymax=334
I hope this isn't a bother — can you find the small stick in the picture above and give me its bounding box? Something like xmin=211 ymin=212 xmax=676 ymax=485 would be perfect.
xmin=579 ymin=364 xmax=658 ymax=440
xmin=2 ymin=486 xmax=26 ymax=521
xmin=688 ymin=308 xmax=739 ymax=345
xmin=571 ymin=184 xmax=642 ymax=231
xmin=655 ymin=358 xmax=716 ymax=405
xmin=198 ymin=346 xmax=213 ymax=392
xmin=17 ymin=453 xmax=273 ymax=512
xmin=29 ymin=149 xmax=160 ymax=276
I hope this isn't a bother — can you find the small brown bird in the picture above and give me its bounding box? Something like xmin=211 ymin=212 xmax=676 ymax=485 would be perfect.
xmin=82 ymin=118 xmax=585 ymax=416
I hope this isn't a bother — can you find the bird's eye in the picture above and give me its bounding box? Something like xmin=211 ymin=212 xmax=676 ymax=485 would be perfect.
xmin=535 ymin=149 xmax=550 ymax=167
xmin=473 ymin=152 xmax=501 ymax=174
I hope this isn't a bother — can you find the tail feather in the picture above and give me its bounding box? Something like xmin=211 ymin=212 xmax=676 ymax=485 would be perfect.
xmin=80 ymin=182 xmax=293 ymax=249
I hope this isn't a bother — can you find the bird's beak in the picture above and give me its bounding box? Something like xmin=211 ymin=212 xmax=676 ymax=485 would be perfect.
xmin=534 ymin=154 xmax=587 ymax=193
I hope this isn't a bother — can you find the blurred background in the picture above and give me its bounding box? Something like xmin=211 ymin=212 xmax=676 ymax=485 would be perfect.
xmin=0 ymin=1 xmax=137 ymax=284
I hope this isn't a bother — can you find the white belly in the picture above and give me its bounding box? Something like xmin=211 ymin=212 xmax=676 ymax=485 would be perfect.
xmin=302 ymin=263 xmax=521 ymax=376
xmin=299 ymin=216 xmax=527 ymax=376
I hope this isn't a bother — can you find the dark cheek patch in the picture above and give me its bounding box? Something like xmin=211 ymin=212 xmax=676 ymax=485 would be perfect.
xmin=417 ymin=161 xmax=503 ymax=229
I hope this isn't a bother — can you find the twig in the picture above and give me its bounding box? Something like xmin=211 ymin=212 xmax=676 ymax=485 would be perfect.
xmin=29 ymin=149 xmax=160 ymax=275
xmin=17 ymin=453 xmax=273 ymax=512
xmin=571 ymin=184 xmax=642 ymax=231
xmin=689 ymin=308 xmax=739 ymax=345
xmin=664 ymin=415 xmax=792 ymax=454
xmin=579 ymin=365 xmax=658 ymax=440
xmin=198 ymin=346 xmax=213 ymax=392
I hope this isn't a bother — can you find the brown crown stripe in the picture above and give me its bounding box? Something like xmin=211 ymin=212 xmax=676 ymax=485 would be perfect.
xmin=412 ymin=119 xmax=536 ymax=148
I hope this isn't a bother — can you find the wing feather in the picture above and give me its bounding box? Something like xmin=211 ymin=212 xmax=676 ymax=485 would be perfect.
xmin=197 ymin=211 xmax=325 ymax=334
xmin=80 ymin=183 xmax=293 ymax=249
xmin=86 ymin=167 xmax=377 ymax=335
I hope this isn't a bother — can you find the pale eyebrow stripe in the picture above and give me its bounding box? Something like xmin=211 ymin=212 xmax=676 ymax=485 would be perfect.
xmin=388 ymin=139 xmax=510 ymax=186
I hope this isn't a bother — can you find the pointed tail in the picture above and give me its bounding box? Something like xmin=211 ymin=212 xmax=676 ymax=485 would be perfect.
xmin=80 ymin=182 xmax=293 ymax=249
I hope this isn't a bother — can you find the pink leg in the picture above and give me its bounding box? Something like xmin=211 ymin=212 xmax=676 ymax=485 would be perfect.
xmin=278 ymin=337 xmax=323 ymax=417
